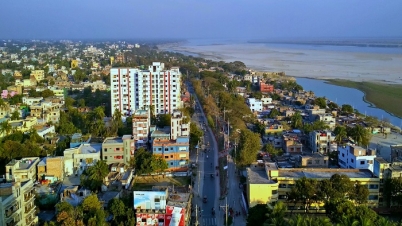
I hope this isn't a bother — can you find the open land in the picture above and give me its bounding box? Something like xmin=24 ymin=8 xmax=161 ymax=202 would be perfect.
xmin=327 ymin=79 xmax=402 ymax=118
xmin=159 ymin=42 xmax=402 ymax=117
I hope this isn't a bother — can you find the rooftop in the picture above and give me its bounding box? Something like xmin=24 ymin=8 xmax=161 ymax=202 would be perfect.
xmin=247 ymin=164 xmax=276 ymax=184
xmin=277 ymin=168 xmax=375 ymax=179
xmin=103 ymin=137 xmax=123 ymax=144
xmin=7 ymin=157 xmax=39 ymax=170
xmin=375 ymin=157 xmax=389 ymax=164
xmin=134 ymin=110 xmax=148 ymax=116
xmin=80 ymin=143 xmax=102 ymax=154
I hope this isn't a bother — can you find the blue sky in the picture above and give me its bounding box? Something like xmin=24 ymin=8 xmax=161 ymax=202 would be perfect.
xmin=1 ymin=0 xmax=401 ymax=40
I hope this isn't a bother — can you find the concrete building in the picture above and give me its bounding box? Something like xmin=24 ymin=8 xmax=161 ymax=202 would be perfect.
xmin=29 ymin=101 xmax=61 ymax=124
xmin=0 ymin=180 xmax=38 ymax=226
xmin=246 ymin=162 xmax=380 ymax=210
xmin=282 ymin=132 xmax=303 ymax=154
xmin=338 ymin=144 xmax=376 ymax=172
xmin=110 ymin=62 xmax=182 ymax=116
xmin=265 ymin=123 xmax=283 ymax=135
xmin=259 ymin=82 xmax=274 ymax=93
xmin=296 ymin=153 xmax=329 ymax=168
xmin=30 ymin=70 xmax=44 ymax=82
xmin=152 ymin=137 xmax=190 ymax=172
xmin=102 ymin=135 xmax=134 ymax=165
xmin=246 ymin=98 xmax=263 ymax=113
xmin=309 ymin=130 xmax=337 ymax=154
xmin=37 ymin=156 xmax=64 ymax=182
xmin=63 ymin=143 xmax=102 ymax=176
xmin=5 ymin=158 xmax=40 ymax=182
xmin=132 ymin=109 xmax=150 ymax=144
xmin=170 ymin=110 xmax=190 ymax=140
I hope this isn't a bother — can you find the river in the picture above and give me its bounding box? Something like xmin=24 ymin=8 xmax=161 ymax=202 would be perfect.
xmin=296 ymin=78 xmax=402 ymax=127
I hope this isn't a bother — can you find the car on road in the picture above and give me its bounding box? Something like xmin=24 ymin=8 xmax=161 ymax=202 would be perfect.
xmin=203 ymin=196 xmax=207 ymax=203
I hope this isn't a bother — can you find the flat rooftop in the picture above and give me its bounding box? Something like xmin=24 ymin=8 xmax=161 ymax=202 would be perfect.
xmin=80 ymin=143 xmax=102 ymax=154
xmin=277 ymin=168 xmax=375 ymax=179
xmin=134 ymin=110 xmax=148 ymax=116
xmin=247 ymin=164 xmax=276 ymax=184
xmin=103 ymin=137 xmax=123 ymax=144
xmin=7 ymin=157 xmax=39 ymax=170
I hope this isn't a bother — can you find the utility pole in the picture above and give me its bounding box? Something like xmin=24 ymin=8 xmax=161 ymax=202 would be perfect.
xmin=195 ymin=204 xmax=199 ymax=226
xmin=220 ymin=197 xmax=229 ymax=226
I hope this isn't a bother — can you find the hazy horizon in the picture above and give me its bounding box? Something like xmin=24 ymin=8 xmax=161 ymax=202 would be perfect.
xmin=1 ymin=1 xmax=402 ymax=40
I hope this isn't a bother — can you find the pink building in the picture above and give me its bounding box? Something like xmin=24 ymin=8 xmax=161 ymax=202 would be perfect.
xmin=1 ymin=90 xmax=17 ymax=99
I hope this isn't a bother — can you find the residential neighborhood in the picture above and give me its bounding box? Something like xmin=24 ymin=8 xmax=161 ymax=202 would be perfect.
xmin=0 ymin=40 xmax=402 ymax=226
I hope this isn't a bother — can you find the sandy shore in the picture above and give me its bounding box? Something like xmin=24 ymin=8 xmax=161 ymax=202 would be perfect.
xmin=158 ymin=42 xmax=402 ymax=84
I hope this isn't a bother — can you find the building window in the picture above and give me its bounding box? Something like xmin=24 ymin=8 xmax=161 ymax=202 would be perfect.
xmin=368 ymin=195 xmax=378 ymax=200
xmin=307 ymin=160 xmax=312 ymax=165
xmin=170 ymin=155 xmax=173 ymax=158
xmin=369 ymin=184 xmax=379 ymax=189
xmin=279 ymin=184 xmax=287 ymax=188
xmin=315 ymin=160 xmax=320 ymax=164
xmin=324 ymin=160 xmax=327 ymax=164
xmin=104 ymin=156 xmax=108 ymax=160
xmin=158 ymin=148 xmax=162 ymax=151
xmin=351 ymin=159 xmax=354 ymax=163
xmin=104 ymin=148 xmax=107 ymax=152
xmin=342 ymin=153 xmax=345 ymax=157
xmin=165 ymin=156 xmax=169 ymax=159
xmin=170 ymin=162 xmax=173 ymax=166
xmin=272 ymin=190 xmax=278 ymax=195
xmin=360 ymin=160 xmax=365 ymax=165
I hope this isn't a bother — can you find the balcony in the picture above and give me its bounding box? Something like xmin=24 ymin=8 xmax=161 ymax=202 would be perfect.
xmin=25 ymin=215 xmax=36 ymax=226
xmin=25 ymin=205 xmax=36 ymax=216
xmin=24 ymin=192 xmax=35 ymax=203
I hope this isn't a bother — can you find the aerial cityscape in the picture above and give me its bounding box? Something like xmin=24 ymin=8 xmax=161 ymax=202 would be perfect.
xmin=1 ymin=1 xmax=402 ymax=226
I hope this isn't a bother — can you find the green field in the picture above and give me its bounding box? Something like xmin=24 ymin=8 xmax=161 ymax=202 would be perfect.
xmin=132 ymin=176 xmax=191 ymax=190
xmin=326 ymin=79 xmax=402 ymax=118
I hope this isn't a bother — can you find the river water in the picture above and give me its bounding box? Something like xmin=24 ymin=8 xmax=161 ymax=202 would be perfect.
xmin=296 ymin=78 xmax=401 ymax=127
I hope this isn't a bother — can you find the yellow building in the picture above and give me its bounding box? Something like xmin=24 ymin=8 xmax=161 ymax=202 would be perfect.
xmin=0 ymin=180 xmax=38 ymax=226
xmin=247 ymin=162 xmax=380 ymax=212
xmin=71 ymin=60 xmax=79 ymax=68
xmin=8 ymin=117 xmax=38 ymax=134
xmin=30 ymin=70 xmax=45 ymax=82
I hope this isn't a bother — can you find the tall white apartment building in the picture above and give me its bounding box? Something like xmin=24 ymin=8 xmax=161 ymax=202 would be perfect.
xmin=110 ymin=62 xmax=182 ymax=116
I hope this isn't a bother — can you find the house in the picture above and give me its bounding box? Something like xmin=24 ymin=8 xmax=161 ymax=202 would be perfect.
xmin=29 ymin=101 xmax=61 ymax=124
xmin=309 ymin=130 xmax=337 ymax=154
xmin=282 ymin=132 xmax=303 ymax=154
xmin=296 ymin=153 xmax=329 ymax=168
xmin=338 ymin=144 xmax=376 ymax=172
xmin=246 ymin=98 xmax=263 ymax=113
xmin=0 ymin=179 xmax=38 ymax=226
xmin=152 ymin=137 xmax=190 ymax=172
xmin=132 ymin=109 xmax=150 ymax=144
xmin=5 ymin=157 xmax=40 ymax=182
xmin=30 ymin=70 xmax=45 ymax=82
xmin=265 ymin=123 xmax=284 ymax=135
xmin=63 ymin=143 xmax=102 ymax=176
xmin=246 ymin=162 xmax=380 ymax=210
xmin=101 ymin=135 xmax=134 ymax=165
xmin=260 ymin=82 xmax=274 ymax=93
xmin=37 ymin=156 xmax=64 ymax=182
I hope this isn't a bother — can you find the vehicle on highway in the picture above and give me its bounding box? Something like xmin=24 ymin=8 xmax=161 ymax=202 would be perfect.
xmin=203 ymin=196 xmax=207 ymax=203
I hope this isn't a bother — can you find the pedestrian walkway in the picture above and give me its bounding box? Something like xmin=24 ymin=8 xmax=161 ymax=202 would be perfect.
xmin=202 ymin=217 xmax=217 ymax=226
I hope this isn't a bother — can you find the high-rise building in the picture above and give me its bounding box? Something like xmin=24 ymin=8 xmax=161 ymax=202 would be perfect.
xmin=110 ymin=62 xmax=182 ymax=116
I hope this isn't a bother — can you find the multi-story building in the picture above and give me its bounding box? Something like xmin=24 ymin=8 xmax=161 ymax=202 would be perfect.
xmin=259 ymin=82 xmax=274 ymax=93
xmin=265 ymin=123 xmax=283 ymax=135
xmin=5 ymin=158 xmax=40 ymax=182
xmin=309 ymin=130 xmax=337 ymax=154
xmin=170 ymin=110 xmax=190 ymax=140
xmin=110 ymin=62 xmax=182 ymax=116
xmin=282 ymin=132 xmax=303 ymax=154
xmin=246 ymin=162 xmax=380 ymax=211
xmin=29 ymin=101 xmax=61 ymax=124
xmin=132 ymin=109 xmax=150 ymax=144
xmin=338 ymin=144 xmax=376 ymax=172
xmin=296 ymin=153 xmax=329 ymax=168
xmin=30 ymin=70 xmax=44 ymax=82
xmin=101 ymin=135 xmax=134 ymax=165
xmin=152 ymin=137 xmax=190 ymax=172
xmin=246 ymin=98 xmax=263 ymax=113
xmin=0 ymin=180 xmax=38 ymax=226
xmin=37 ymin=156 xmax=64 ymax=182
xmin=63 ymin=143 xmax=102 ymax=176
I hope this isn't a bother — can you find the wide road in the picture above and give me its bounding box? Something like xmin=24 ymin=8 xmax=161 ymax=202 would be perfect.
xmin=188 ymin=82 xmax=220 ymax=226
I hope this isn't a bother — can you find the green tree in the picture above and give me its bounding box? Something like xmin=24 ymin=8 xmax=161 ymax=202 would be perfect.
xmin=269 ymin=108 xmax=280 ymax=118
xmin=86 ymin=106 xmax=106 ymax=137
xmin=82 ymin=194 xmax=102 ymax=212
xmin=262 ymin=144 xmax=283 ymax=159
xmin=108 ymin=198 xmax=126 ymax=220
xmin=134 ymin=148 xmax=153 ymax=175
xmin=328 ymin=102 xmax=339 ymax=111
xmin=350 ymin=125 xmax=371 ymax=147
xmin=150 ymin=155 xmax=169 ymax=174
xmin=41 ymin=89 xmax=55 ymax=98
xmin=350 ymin=181 xmax=369 ymax=204
xmin=290 ymin=177 xmax=318 ymax=212
xmin=383 ymin=177 xmax=402 ymax=207
xmin=342 ymin=104 xmax=354 ymax=114
xmin=65 ymin=97 xmax=75 ymax=108
xmin=0 ymin=120 xmax=12 ymax=136
xmin=157 ymin=114 xmax=171 ymax=127
xmin=81 ymin=160 xmax=109 ymax=192
xmin=334 ymin=126 xmax=347 ymax=144
xmin=291 ymin=111 xmax=303 ymax=129
xmin=236 ymin=129 xmax=261 ymax=167
xmin=314 ymin=97 xmax=327 ymax=109
xmin=190 ymin=122 xmax=203 ymax=150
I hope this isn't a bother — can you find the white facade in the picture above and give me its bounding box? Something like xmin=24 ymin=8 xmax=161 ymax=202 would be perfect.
xmin=261 ymin=97 xmax=273 ymax=105
xmin=63 ymin=144 xmax=102 ymax=176
xmin=309 ymin=130 xmax=337 ymax=154
xmin=110 ymin=62 xmax=182 ymax=116
xmin=246 ymin=98 xmax=263 ymax=113
xmin=170 ymin=110 xmax=190 ymax=140
xmin=338 ymin=144 xmax=376 ymax=172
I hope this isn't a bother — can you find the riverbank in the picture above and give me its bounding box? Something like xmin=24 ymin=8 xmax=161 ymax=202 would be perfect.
xmin=326 ymin=79 xmax=402 ymax=118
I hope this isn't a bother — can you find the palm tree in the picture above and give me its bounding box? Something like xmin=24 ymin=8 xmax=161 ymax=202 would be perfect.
xmin=0 ymin=120 xmax=12 ymax=136
xmin=336 ymin=215 xmax=359 ymax=226
xmin=375 ymin=217 xmax=397 ymax=226
xmin=351 ymin=125 xmax=371 ymax=147
xmin=82 ymin=160 xmax=109 ymax=192
xmin=291 ymin=111 xmax=303 ymax=129
xmin=287 ymin=214 xmax=306 ymax=226
xmin=334 ymin=126 xmax=347 ymax=145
